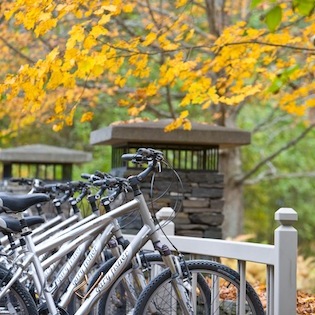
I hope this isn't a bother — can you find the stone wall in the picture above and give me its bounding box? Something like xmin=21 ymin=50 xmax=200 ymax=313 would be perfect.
xmin=115 ymin=168 xmax=224 ymax=239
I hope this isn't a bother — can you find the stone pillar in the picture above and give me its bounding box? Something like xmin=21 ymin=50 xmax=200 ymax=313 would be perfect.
xmin=117 ymin=168 xmax=224 ymax=239
xmin=90 ymin=119 xmax=251 ymax=239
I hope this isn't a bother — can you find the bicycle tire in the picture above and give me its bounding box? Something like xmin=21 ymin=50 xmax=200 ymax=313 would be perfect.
xmin=85 ymin=252 xmax=164 ymax=315
xmin=133 ymin=259 xmax=265 ymax=315
xmin=89 ymin=253 xmax=211 ymax=315
xmin=0 ymin=265 xmax=39 ymax=315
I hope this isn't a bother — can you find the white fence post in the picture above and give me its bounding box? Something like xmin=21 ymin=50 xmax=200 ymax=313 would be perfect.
xmin=155 ymin=207 xmax=175 ymax=235
xmin=274 ymin=207 xmax=298 ymax=315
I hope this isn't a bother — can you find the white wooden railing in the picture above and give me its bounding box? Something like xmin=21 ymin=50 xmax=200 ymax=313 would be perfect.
xmin=126 ymin=207 xmax=298 ymax=315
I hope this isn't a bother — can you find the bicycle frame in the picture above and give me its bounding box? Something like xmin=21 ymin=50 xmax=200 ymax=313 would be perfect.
xmin=74 ymin=192 xmax=193 ymax=315
xmin=0 ymin=192 xmax=194 ymax=315
xmin=0 ymin=153 xmax=195 ymax=315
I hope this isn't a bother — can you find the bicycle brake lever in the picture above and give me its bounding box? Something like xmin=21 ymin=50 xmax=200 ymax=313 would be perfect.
xmin=157 ymin=162 xmax=162 ymax=173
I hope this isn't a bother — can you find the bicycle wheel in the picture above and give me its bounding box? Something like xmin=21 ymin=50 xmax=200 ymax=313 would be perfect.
xmin=91 ymin=253 xmax=212 ymax=315
xmin=134 ymin=259 xmax=265 ymax=315
xmin=0 ymin=265 xmax=39 ymax=315
xmin=85 ymin=252 xmax=164 ymax=315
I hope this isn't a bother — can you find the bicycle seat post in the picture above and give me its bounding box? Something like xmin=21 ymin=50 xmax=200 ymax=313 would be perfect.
xmin=17 ymin=212 xmax=32 ymax=237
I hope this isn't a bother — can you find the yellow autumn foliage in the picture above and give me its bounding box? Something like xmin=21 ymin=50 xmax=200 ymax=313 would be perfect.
xmin=1 ymin=0 xmax=315 ymax=134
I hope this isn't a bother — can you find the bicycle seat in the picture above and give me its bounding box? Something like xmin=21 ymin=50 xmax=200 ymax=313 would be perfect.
xmin=0 ymin=193 xmax=50 ymax=213
xmin=0 ymin=215 xmax=45 ymax=233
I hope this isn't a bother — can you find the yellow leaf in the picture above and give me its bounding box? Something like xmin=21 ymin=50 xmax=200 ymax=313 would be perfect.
xmin=185 ymin=29 xmax=194 ymax=41
xmin=183 ymin=120 xmax=192 ymax=130
xmin=34 ymin=19 xmax=57 ymax=37
xmin=202 ymin=100 xmax=212 ymax=109
xmin=98 ymin=14 xmax=111 ymax=25
xmin=102 ymin=5 xmax=117 ymax=13
xmin=115 ymin=75 xmax=126 ymax=88
xmin=208 ymin=86 xmax=219 ymax=104
xmin=128 ymin=105 xmax=146 ymax=116
xmin=46 ymin=47 xmax=60 ymax=62
xmin=4 ymin=74 xmax=16 ymax=85
xmin=76 ymin=56 xmax=96 ymax=78
xmin=119 ymin=99 xmax=130 ymax=106
xmin=39 ymin=12 xmax=51 ymax=22
xmin=143 ymin=32 xmax=157 ymax=46
xmin=53 ymin=122 xmax=64 ymax=132
xmin=67 ymin=25 xmax=85 ymax=49
xmin=84 ymin=35 xmax=97 ymax=49
xmin=162 ymin=43 xmax=179 ymax=51
xmin=90 ymin=25 xmax=108 ymax=37
xmin=165 ymin=120 xmax=181 ymax=132
xmin=80 ymin=112 xmax=94 ymax=122
xmin=123 ymin=4 xmax=135 ymax=13
xmin=55 ymin=97 xmax=66 ymax=114
xmin=62 ymin=72 xmax=75 ymax=88
xmin=180 ymin=110 xmax=189 ymax=119
xmin=306 ymin=98 xmax=315 ymax=107
xmin=47 ymin=69 xmax=63 ymax=89
xmin=66 ymin=106 xmax=76 ymax=126
xmin=180 ymin=95 xmax=191 ymax=107
xmin=175 ymin=0 xmax=188 ymax=8
xmin=146 ymin=82 xmax=158 ymax=96
xmin=145 ymin=23 xmax=154 ymax=30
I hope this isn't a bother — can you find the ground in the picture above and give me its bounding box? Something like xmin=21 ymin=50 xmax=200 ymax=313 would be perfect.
xmin=253 ymin=284 xmax=315 ymax=314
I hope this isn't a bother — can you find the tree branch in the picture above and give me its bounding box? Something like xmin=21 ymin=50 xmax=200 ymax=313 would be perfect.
xmin=0 ymin=36 xmax=35 ymax=64
xmin=204 ymin=0 xmax=220 ymax=36
xmin=216 ymin=40 xmax=315 ymax=53
xmin=237 ymin=122 xmax=315 ymax=184
xmin=251 ymin=107 xmax=288 ymax=134
xmin=146 ymin=103 xmax=173 ymax=118
xmin=244 ymin=171 xmax=315 ymax=185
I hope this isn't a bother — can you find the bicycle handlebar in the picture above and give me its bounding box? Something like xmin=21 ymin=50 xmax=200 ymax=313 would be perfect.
xmin=121 ymin=148 xmax=163 ymax=164
xmin=122 ymin=148 xmax=164 ymax=187
xmin=10 ymin=177 xmax=40 ymax=186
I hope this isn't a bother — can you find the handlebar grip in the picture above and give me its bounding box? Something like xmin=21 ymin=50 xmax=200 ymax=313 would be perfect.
xmin=122 ymin=148 xmax=163 ymax=163
xmin=137 ymin=148 xmax=154 ymax=156
xmin=93 ymin=178 xmax=120 ymax=187
xmin=121 ymin=153 xmax=136 ymax=161
xmin=94 ymin=170 xmax=106 ymax=178
xmin=56 ymin=183 xmax=71 ymax=191
xmin=68 ymin=181 xmax=86 ymax=189
xmin=92 ymin=180 xmax=105 ymax=187
xmin=81 ymin=173 xmax=92 ymax=179
xmin=81 ymin=173 xmax=102 ymax=182
xmin=9 ymin=177 xmax=33 ymax=185
xmin=9 ymin=177 xmax=23 ymax=183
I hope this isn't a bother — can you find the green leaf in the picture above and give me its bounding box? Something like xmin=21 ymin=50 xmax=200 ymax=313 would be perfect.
xmin=265 ymin=5 xmax=282 ymax=32
xmin=292 ymin=0 xmax=315 ymax=16
xmin=268 ymin=65 xmax=299 ymax=93
xmin=250 ymin=0 xmax=263 ymax=9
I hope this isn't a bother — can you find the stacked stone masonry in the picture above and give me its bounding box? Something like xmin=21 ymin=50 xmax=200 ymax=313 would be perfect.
xmin=118 ymin=168 xmax=224 ymax=239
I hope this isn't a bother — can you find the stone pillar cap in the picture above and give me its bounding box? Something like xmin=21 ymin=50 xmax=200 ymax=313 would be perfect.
xmin=90 ymin=119 xmax=251 ymax=148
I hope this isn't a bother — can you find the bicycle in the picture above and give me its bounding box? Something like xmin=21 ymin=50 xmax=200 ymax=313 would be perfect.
xmin=0 ymin=148 xmax=265 ymax=315
xmin=0 ymin=150 xmax=183 ymax=312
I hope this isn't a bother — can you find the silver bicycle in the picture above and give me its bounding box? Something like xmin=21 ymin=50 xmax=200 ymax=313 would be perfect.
xmin=0 ymin=148 xmax=265 ymax=315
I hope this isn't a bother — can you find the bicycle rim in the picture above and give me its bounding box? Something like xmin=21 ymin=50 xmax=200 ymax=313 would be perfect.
xmin=95 ymin=253 xmax=165 ymax=315
xmin=134 ymin=259 xmax=265 ymax=315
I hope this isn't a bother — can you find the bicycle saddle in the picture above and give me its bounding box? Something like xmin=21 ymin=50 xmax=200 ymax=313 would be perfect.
xmin=0 ymin=215 xmax=45 ymax=233
xmin=0 ymin=193 xmax=50 ymax=213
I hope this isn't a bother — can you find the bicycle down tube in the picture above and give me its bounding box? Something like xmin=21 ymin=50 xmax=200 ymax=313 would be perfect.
xmin=74 ymin=192 xmax=194 ymax=315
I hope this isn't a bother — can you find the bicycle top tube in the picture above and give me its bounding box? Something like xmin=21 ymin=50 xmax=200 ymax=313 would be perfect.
xmin=35 ymin=197 xmax=140 ymax=255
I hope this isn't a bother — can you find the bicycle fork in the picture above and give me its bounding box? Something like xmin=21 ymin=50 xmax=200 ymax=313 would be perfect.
xmin=157 ymin=242 xmax=195 ymax=315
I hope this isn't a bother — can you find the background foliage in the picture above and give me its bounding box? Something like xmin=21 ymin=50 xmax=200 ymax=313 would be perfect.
xmin=1 ymin=0 xmax=315 ymax=254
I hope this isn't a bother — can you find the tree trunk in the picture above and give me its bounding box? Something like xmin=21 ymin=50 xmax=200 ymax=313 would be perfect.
xmin=220 ymin=146 xmax=244 ymax=239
